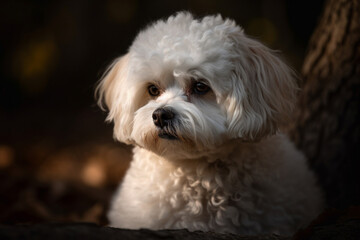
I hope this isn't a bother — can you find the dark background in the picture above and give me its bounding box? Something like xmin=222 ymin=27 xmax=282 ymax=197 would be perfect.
xmin=0 ymin=0 xmax=324 ymax=225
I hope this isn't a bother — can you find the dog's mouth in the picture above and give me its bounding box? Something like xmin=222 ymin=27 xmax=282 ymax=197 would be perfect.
xmin=158 ymin=130 xmax=178 ymax=140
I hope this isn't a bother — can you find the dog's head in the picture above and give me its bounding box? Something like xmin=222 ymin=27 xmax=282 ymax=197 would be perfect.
xmin=97 ymin=12 xmax=297 ymax=159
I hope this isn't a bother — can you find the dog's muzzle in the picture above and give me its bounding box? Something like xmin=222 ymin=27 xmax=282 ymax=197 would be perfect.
xmin=152 ymin=108 xmax=178 ymax=140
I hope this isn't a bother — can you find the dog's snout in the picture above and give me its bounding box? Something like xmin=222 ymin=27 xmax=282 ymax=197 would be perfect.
xmin=152 ymin=108 xmax=175 ymax=128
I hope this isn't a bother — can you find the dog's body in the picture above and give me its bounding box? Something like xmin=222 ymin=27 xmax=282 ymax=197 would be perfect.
xmin=109 ymin=135 xmax=321 ymax=235
xmin=98 ymin=12 xmax=323 ymax=235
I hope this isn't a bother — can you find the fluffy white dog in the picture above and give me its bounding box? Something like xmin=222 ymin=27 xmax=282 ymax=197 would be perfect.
xmin=97 ymin=12 xmax=323 ymax=235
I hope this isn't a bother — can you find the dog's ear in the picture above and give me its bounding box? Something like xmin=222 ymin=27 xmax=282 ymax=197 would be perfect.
xmin=225 ymin=33 xmax=298 ymax=140
xmin=96 ymin=54 xmax=133 ymax=144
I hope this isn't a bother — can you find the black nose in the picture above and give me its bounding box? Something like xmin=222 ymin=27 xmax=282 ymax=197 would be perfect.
xmin=152 ymin=108 xmax=175 ymax=128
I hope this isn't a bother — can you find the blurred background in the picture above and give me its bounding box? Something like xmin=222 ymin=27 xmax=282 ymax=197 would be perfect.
xmin=0 ymin=0 xmax=324 ymax=225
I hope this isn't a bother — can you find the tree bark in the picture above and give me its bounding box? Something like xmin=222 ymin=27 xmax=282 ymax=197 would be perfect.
xmin=289 ymin=0 xmax=360 ymax=208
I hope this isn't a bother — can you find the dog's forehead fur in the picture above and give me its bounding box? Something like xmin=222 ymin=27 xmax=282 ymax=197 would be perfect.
xmin=127 ymin=12 xmax=240 ymax=84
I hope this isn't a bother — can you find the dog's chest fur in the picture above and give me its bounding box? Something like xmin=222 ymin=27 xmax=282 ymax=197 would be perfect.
xmin=108 ymin=135 xmax=320 ymax=235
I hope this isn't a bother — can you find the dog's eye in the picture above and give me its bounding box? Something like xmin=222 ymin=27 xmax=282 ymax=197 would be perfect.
xmin=148 ymin=84 xmax=160 ymax=96
xmin=193 ymin=82 xmax=210 ymax=95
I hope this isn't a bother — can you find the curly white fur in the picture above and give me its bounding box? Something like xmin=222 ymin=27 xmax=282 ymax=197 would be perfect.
xmin=97 ymin=12 xmax=323 ymax=236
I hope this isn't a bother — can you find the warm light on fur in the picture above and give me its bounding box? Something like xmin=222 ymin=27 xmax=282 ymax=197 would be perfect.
xmin=97 ymin=12 xmax=323 ymax=235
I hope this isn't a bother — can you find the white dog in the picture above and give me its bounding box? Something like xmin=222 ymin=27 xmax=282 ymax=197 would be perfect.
xmin=97 ymin=12 xmax=323 ymax=235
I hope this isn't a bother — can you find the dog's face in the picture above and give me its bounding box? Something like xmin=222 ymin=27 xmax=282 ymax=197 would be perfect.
xmin=97 ymin=12 xmax=297 ymax=159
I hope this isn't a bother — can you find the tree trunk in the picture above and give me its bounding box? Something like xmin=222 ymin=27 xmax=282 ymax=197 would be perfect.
xmin=289 ymin=0 xmax=360 ymax=208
